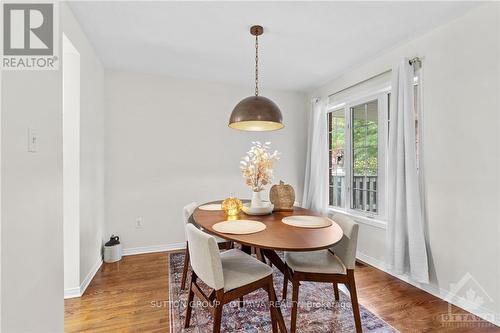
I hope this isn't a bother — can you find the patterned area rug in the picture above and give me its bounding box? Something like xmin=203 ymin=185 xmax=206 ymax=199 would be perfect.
xmin=168 ymin=252 xmax=399 ymax=333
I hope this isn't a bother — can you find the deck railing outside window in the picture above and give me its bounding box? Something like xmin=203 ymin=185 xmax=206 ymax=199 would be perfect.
xmin=329 ymin=175 xmax=377 ymax=213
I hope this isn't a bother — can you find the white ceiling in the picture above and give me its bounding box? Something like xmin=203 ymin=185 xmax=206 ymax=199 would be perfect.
xmin=68 ymin=1 xmax=481 ymax=92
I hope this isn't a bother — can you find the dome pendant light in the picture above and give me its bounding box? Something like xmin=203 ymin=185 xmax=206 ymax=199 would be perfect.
xmin=229 ymin=25 xmax=284 ymax=131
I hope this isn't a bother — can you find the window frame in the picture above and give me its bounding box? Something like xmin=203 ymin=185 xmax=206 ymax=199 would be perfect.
xmin=326 ymin=86 xmax=389 ymax=224
xmin=327 ymin=108 xmax=347 ymax=208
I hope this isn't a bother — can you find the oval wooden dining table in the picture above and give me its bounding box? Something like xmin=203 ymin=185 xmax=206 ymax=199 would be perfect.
xmin=191 ymin=200 xmax=344 ymax=333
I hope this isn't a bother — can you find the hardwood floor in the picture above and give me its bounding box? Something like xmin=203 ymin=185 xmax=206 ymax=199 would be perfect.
xmin=353 ymin=260 xmax=499 ymax=333
xmin=65 ymin=252 xmax=175 ymax=332
xmin=65 ymin=252 xmax=499 ymax=333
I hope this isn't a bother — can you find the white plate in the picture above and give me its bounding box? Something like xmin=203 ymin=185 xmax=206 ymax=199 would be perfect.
xmin=282 ymin=215 xmax=333 ymax=228
xmin=242 ymin=203 xmax=274 ymax=216
xmin=212 ymin=220 xmax=266 ymax=235
xmin=198 ymin=204 xmax=222 ymax=211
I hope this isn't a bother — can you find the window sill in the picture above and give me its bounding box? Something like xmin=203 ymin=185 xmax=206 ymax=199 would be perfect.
xmin=327 ymin=207 xmax=387 ymax=230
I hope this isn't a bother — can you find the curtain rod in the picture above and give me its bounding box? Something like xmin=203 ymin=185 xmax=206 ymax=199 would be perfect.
xmin=328 ymin=56 xmax=422 ymax=98
xmin=409 ymin=56 xmax=422 ymax=67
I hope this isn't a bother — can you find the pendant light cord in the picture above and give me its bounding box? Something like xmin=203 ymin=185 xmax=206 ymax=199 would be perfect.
xmin=255 ymin=34 xmax=259 ymax=96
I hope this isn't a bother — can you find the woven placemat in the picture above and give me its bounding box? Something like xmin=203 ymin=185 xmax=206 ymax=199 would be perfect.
xmin=198 ymin=204 xmax=222 ymax=211
xmin=282 ymin=215 xmax=333 ymax=228
xmin=213 ymin=220 xmax=266 ymax=234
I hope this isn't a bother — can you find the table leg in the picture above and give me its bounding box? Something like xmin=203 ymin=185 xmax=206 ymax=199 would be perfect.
xmin=260 ymin=249 xmax=289 ymax=332
xmin=268 ymin=279 xmax=289 ymax=333
xmin=261 ymin=249 xmax=286 ymax=275
xmin=241 ymin=245 xmax=252 ymax=255
xmin=255 ymin=248 xmax=265 ymax=263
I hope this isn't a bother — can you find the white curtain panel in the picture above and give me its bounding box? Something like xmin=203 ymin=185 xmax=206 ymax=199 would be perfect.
xmin=302 ymin=98 xmax=328 ymax=214
xmin=386 ymin=60 xmax=429 ymax=284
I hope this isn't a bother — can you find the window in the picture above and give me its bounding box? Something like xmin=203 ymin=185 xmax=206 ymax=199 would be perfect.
xmin=328 ymin=91 xmax=389 ymax=219
xmin=351 ymin=100 xmax=379 ymax=213
xmin=327 ymin=76 xmax=421 ymax=221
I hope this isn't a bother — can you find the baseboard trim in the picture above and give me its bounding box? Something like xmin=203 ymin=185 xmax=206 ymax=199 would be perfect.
xmin=64 ymin=257 xmax=103 ymax=299
xmin=122 ymin=243 xmax=186 ymax=256
xmin=80 ymin=258 xmax=103 ymax=296
xmin=64 ymin=287 xmax=80 ymax=299
xmin=356 ymin=252 xmax=499 ymax=327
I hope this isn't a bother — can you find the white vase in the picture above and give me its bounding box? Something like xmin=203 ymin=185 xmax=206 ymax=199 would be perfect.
xmin=251 ymin=190 xmax=263 ymax=208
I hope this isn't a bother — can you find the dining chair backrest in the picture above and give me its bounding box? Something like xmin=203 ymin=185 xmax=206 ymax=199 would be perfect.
xmin=185 ymin=224 xmax=224 ymax=290
xmin=183 ymin=202 xmax=198 ymax=226
xmin=329 ymin=213 xmax=359 ymax=270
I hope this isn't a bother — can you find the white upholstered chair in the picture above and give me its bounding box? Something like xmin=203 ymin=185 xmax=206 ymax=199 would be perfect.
xmin=184 ymin=224 xmax=280 ymax=333
xmin=181 ymin=202 xmax=232 ymax=290
xmin=282 ymin=213 xmax=362 ymax=333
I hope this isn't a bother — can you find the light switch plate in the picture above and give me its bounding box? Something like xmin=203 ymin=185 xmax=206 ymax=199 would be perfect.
xmin=28 ymin=128 xmax=37 ymax=152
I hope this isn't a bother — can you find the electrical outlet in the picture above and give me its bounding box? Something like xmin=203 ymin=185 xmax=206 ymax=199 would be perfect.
xmin=135 ymin=217 xmax=143 ymax=229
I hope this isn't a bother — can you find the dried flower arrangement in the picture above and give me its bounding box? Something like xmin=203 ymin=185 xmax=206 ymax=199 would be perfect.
xmin=240 ymin=141 xmax=280 ymax=192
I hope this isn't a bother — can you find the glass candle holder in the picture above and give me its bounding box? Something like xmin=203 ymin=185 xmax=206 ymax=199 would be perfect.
xmin=221 ymin=195 xmax=243 ymax=218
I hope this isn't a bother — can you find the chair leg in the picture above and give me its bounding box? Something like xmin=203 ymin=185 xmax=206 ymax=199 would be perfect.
xmin=184 ymin=272 xmax=196 ymax=328
xmin=213 ymin=293 xmax=224 ymax=333
xmin=181 ymin=243 xmax=190 ymax=290
xmin=333 ymin=283 xmax=340 ymax=301
xmin=290 ymin=278 xmax=300 ymax=333
xmin=239 ymin=296 xmax=244 ymax=308
xmin=267 ymin=279 xmax=278 ymax=333
xmin=282 ymin=269 xmax=288 ymax=300
xmin=348 ymin=271 xmax=362 ymax=333
xmin=208 ymin=289 xmax=216 ymax=303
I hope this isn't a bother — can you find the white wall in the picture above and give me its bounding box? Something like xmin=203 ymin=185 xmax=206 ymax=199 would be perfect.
xmin=62 ymin=3 xmax=105 ymax=293
xmin=0 ymin=61 xmax=2 ymax=332
xmin=311 ymin=3 xmax=500 ymax=323
xmin=104 ymin=70 xmax=307 ymax=251
xmin=1 ymin=63 xmax=64 ymax=333
xmin=63 ymin=33 xmax=81 ymax=293
xmin=0 ymin=3 xmax=105 ymax=329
